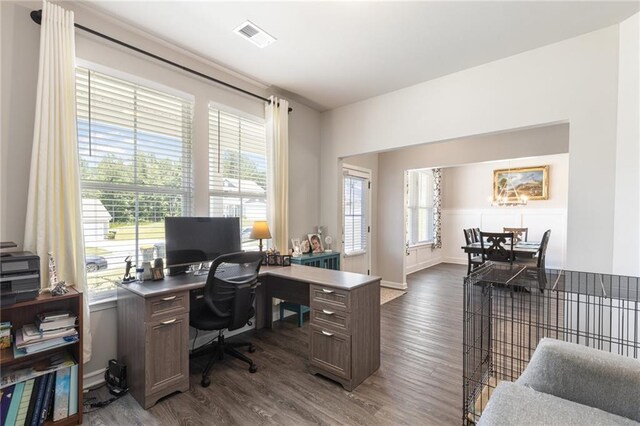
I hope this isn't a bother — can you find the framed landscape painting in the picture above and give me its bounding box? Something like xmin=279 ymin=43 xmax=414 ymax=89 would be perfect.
xmin=493 ymin=165 xmax=549 ymax=201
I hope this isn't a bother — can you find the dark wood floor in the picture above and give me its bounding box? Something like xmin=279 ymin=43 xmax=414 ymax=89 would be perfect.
xmin=86 ymin=263 xmax=466 ymax=425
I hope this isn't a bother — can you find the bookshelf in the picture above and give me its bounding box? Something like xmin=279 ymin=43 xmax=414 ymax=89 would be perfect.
xmin=0 ymin=288 xmax=83 ymax=425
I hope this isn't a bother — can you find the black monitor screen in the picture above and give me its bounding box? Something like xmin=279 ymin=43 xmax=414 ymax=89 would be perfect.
xmin=165 ymin=217 xmax=241 ymax=275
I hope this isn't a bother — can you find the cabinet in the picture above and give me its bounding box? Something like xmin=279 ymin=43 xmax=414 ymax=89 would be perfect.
xmin=117 ymin=287 xmax=189 ymax=409
xmin=308 ymin=282 xmax=380 ymax=391
xmin=0 ymin=289 xmax=84 ymax=425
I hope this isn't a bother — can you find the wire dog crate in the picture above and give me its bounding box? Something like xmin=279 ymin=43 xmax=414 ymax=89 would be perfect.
xmin=462 ymin=262 xmax=640 ymax=424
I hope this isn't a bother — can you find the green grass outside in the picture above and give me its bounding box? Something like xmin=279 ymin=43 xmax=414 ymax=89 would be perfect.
xmin=111 ymin=222 xmax=165 ymax=241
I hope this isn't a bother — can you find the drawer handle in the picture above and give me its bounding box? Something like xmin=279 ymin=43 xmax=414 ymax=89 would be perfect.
xmin=161 ymin=295 xmax=177 ymax=301
xmin=322 ymin=309 xmax=335 ymax=315
xmin=161 ymin=318 xmax=177 ymax=325
xmin=321 ymin=289 xmax=334 ymax=294
xmin=321 ymin=330 xmax=334 ymax=337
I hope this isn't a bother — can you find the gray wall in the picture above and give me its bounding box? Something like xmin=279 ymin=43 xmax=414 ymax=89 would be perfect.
xmin=0 ymin=1 xmax=322 ymax=383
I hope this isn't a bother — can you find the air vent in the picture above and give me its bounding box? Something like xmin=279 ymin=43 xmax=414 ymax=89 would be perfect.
xmin=233 ymin=20 xmax=276 ymax=48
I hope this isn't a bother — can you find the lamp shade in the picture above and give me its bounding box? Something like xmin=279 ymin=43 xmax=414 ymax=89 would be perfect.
xmin=250 ymin=221 xmax=272 ymax=239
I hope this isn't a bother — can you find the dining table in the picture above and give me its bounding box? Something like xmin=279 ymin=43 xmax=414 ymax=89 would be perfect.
xmin=461 ymin=240 xmax=541 ymax=259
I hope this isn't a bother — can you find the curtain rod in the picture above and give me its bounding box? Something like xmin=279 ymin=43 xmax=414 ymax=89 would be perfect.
xmin=30 ymin=9 xmax=292 ymax=113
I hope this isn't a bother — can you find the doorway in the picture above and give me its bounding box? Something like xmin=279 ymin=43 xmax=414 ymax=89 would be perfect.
xmin=341 ymin=164 xmax=371 ymax=275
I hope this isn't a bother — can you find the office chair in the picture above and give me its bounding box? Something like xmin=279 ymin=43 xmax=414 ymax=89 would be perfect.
xmin=189 ymin=251 xmax=263 ymax=387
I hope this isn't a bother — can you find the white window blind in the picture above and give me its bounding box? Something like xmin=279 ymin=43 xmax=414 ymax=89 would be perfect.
xmin=343 ymin=173 xmax=368 ymax=255
xmin=208 ymin=106 xmax=267 ymax=250
xmin=76 ymin=67 xmax=193 ymax=301
xmin=406 ymin=169 xmax=434 ymax=246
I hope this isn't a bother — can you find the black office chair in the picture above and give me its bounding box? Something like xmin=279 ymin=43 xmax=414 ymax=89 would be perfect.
xmin=189 ymin=251 xmax=263 ymax=387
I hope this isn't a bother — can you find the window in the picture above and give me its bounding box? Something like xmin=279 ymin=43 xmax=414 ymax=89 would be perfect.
xmin=76 ymin=68 xmax=193 ymax=301
xmin=208 ymin=106 xmax=267 ymax=250
xmin=406 ymin=169 xmax=434 ymax=246
xmin=343 ymin=171 xmax=369 ymax=255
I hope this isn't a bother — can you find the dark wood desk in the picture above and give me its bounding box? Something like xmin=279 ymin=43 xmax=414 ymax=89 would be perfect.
xmin=461 ymin=241 xmax=541 ymax=259
xmin=117 ymin=264 xmax=381 ymax=408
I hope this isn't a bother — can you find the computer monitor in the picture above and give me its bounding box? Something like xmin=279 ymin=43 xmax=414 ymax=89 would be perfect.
xmin=165 ymin=217 xmax=241 ymax=275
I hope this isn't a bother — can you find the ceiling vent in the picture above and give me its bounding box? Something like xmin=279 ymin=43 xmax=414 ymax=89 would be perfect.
xmin=233 ymin=21 xmax=276 ymax=48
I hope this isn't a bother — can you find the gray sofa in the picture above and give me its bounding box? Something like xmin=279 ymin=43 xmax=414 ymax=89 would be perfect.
xmin=479 ymin=338 xmax=640 ymax=425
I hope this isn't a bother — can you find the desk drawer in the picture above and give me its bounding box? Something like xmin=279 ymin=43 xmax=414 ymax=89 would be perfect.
xmin=310 ymin=285 xmax=350 ymax=312
xmin=146 ymin=291 xmax=189 ymax=321
xmin=309 ymin=324 xmax=351 ymax=380
xmin=310 ymin=305 xmax=351 ymax=333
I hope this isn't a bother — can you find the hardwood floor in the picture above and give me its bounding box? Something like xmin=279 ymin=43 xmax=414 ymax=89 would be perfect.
xmin=86 ymin=263 xmax=466 ymax=425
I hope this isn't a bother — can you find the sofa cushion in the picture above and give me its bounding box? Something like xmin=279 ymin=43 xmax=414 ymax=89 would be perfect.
xmin=516 ymin=338 xmax=640 ymax=422
xmin=478 ymin=381 xmax=638 ymax=426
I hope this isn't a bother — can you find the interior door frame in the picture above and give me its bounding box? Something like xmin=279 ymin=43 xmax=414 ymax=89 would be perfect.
xmin=341 ymin=163 xmax=372 ymax=275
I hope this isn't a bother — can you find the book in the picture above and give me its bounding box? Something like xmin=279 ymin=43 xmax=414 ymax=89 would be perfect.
xmin=0 ymin=322 xmax=11 ymax=350
xmin=24 ymin=377 xmax=40 ymax=426
xmin=38 ymin=373 xmax=55 ymax=426
xmin=1 ymin=352 xmax=75 ymax=389
xmin=52 ymin=367 xmax=70 ymax=422
xmin=18 ymin=326 xmax=77 ymax=345
xmin=14 ymin=379 xmax=34 ymax=426
xmin=35 ymin=316 xmax=76 ymax=333
xmin=4 ymin=381 xmax=25 ymax=426
xmin=0 ymin=384 xmax=15 ymax=425
xmin=36 ymin=312 xmax=70 ymax=322
xmin=13 ymin=335 xmax=78 ymax=357
xmin=29 ymin=374 xmax=48 ymax=426
xmin=68 ymin=365 xmax=78 ymax=416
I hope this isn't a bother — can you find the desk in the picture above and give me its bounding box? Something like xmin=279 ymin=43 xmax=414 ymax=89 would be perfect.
xmin=117 ymin=264 xmax=381 ymax=408
xmin=461 ymin=241 xmax=541 ymax=259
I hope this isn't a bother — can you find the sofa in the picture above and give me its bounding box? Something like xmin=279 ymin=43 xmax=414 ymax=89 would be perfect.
xmin=478 ymin=338 xmax=640 ymax=425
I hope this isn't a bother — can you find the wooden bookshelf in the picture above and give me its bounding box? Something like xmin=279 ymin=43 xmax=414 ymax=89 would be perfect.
xmin=0 ymin=288 xmax=83 ymax=425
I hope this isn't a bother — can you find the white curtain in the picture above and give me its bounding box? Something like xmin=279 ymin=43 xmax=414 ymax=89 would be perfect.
xmin=23 ymin=1 xmax=92 ymax=362
xmin=265 ymin=96 xmax=289 ymax=252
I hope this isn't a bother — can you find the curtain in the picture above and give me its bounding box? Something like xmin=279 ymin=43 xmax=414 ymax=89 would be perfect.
xmin=23 ymin=1 xmax=92 ymax=361
xmin=265 ymin=96 xmax=289 ymax=252
xmin=432 ymin=168 xmax=442 ymax=249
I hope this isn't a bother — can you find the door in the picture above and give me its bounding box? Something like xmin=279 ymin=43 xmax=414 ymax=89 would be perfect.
xmin=341 ymin=165 xmax=371 ymax=275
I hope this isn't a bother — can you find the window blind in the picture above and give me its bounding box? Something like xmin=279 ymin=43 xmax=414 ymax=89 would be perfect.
xmin=406 ymin=169 xmax=434 ymax=245
xmin=76 ymin=67 xmax=193 ymax=300
xmin=343 ymin=174 xmax=368 ymax=255
xmin=208 ymin=106 xmax=267 ymax=250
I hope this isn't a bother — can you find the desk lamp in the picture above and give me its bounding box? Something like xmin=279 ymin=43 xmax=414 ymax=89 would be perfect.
xmin=250 ymin=221 xmax=271 ymax=252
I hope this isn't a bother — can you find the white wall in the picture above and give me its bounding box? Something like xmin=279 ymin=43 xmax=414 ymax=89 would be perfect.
xmin=375 ymin=124 xmax=569 ymax=285
xmin=321 ymin=22 xmax=637 ymax=282
xmin=0 ymin=1 xmax=322 ymax=385
xmin=613 ymin=13 xmax=640 ymax=276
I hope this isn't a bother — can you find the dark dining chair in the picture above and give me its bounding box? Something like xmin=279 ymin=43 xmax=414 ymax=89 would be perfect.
xmin=516 ymin=229 xmax=551 ymax=269
xmin=479 ymin=231 xmax=515 ymax=264
xmin=503 ymin=227 xmax=528 ymax=244
xmin=472 ymin=228 xmax=481 ymax=243
xmin=464 ymin=229 xmax=483 ymax=275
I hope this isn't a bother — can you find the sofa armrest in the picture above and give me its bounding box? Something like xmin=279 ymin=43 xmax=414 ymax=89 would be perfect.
xmin=516 ymin=338 xmax=640 ymax=422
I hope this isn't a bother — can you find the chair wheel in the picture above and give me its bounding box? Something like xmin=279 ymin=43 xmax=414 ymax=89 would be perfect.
xmin=249 ymin=364 xmax=257 ymax=373
xmin=201 ymin=377 xmax=211 ymax=387
xmin=248 ymin=345 xmax=256 ymax=353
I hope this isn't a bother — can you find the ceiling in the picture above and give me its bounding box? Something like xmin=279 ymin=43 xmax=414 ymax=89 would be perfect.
xmin=85 ymin=1 xmax=640 ymax=111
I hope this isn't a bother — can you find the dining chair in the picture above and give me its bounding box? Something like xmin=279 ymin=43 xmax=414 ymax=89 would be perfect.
xmin=464 ymin=229 xmax=483 ymax=275
xmin=503 ymin=227 xmax=528 ymax=244
xmin=479 ymin=231 xmax=515 ymax=264
xmin=472 ymin=228 xmax=481 ymax=243
xmin=516 ymin=229 xmax=551 ymax=268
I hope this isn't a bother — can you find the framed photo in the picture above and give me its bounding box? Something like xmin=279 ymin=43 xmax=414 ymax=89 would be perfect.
xmin=291 ymin=238 xmax=301 ymax=251
xmin=151 ymin=267 xmax=164 ymax=281
xmin=493 ymin=165 xmax=549 ymax=202
xmin=308 ymin=233 xmax=324 ymax=253
xmin=300 ymin=239 xmax=311 ymax=254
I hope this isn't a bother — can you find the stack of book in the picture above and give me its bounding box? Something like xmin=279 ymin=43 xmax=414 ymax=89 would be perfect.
xmin=0 ymin=353 xmax=78 ymax=426
xmin=13 ymin=312 xmax=78 ymax=357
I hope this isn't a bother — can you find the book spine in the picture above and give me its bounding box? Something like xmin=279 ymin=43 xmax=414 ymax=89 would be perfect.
xmin=38 ymin=374 xmax=55 ymax=426
xmin=13 ymin=379 xmax=34 ymax=426
xmin=29 ymin=375 xmax=47 ymax=426
xmin=4 ymin=381 xmax=25 ymax=426
xmin=68 ymin=365 xmax=78 ymax=416
xmin=0 ymin=384 xmax=16 ymax=425
xmin=52 ymin=367 xmax=70 ymax=422
xmin=24 ymin=377 xmax=40 ymax=426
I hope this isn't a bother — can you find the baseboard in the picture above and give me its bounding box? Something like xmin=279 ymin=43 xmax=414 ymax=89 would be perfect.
xmin=83 ymin=367 xmax=106 ymax=390
xmin=406 ymin=258 xmax=443 ymax=275
xmin=381 ymin=280 xmax=408 ymax=290
xmin=442 ymin=257 xmax=467 ymax=265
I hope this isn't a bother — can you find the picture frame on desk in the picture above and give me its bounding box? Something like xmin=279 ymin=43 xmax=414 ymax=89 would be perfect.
xmin=151 ymin=267 xmax=164 ymax=281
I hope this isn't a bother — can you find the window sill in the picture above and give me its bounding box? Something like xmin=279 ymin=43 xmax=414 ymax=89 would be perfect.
xmin=344 ymin=250 xmax=367 ymax=257
xmin=408 ymin=241 xmax=434 ymax=250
